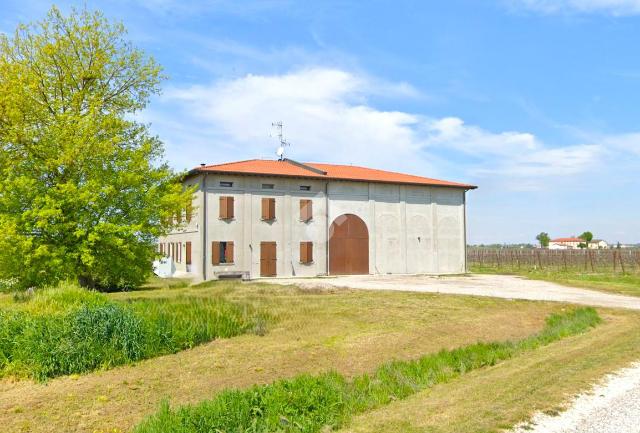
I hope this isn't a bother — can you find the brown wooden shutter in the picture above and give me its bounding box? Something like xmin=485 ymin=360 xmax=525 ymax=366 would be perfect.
xmin=261 ymin=198 xmax=269 ymax=220
xmin=211 ymin=241 xmax=220 ymax=265
xmin=307 ymin=242 xmax=313 ymax=263
xmin=185 ymin=242 xmax=192 ymax=265
xmin=269 ymin=198 xmax=275 ymax=219
xmin=226 ymin=242 xmax=234 ymax=263
xmin=227 ymin=197 xmax=234 ymax=219
xmin=219 ymin=197 xmax=227 ymax=219
xmin=300 ymin=199 xmax=312 ymax=221
xmin=300 ymin=242 xmax=313 ymax=263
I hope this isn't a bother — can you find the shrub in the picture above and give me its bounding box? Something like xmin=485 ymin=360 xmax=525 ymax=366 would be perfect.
xmin=134 ymin=307 xmax=601 ymax=433
xmin=0 ymin=286 xmax=267 ymax=380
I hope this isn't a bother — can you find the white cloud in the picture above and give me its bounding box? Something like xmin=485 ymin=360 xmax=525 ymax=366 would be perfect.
xmin=509 ymin=0 xmax=640 ymax=15
xmin=150 ymin=67 xmax=624 ymax=192
xmin=158 ymin=68 xmax=429 ymax=175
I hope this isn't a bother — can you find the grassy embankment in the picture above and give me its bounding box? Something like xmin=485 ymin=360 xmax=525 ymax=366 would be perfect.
xmin=0 ymin=283 xmax=267 ymax=380
xmin=134 ymin=308 xmax=601 ymax=433
xmin=2 ymin=281 xmax=640 ymax=433
xmin=472 ymin=265 xmax=640 ymax=297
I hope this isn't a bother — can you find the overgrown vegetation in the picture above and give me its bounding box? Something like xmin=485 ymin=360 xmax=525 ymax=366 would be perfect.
xmin=134 ymin=308 xmax=601 ymax=433
xmin=0 ymin=285 xmax=266 ymax=380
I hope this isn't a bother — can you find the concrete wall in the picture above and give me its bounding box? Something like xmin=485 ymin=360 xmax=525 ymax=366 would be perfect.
xmin=159 ymin=174 xmax=467 ymax=280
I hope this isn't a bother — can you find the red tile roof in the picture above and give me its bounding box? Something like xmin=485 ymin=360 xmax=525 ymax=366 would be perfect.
xmin=190 ymin=159 xmax=477 ymax=189
xmin=551 ymin=237 xmax=583 ymax=243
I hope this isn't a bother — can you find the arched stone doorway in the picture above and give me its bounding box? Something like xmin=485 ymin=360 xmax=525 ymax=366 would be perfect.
xmin=329 ymin=214 xmax=369 ymax=275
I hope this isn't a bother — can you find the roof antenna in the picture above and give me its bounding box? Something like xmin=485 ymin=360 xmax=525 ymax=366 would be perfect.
xmin=271 ymin=121 xmax=291 ymax=161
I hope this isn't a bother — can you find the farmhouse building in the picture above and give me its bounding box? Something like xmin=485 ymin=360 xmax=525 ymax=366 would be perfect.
xmin=548 ymin=237 xmax=609 ymax=250
xmin=158 ymin=159 xmax=476 ymax=280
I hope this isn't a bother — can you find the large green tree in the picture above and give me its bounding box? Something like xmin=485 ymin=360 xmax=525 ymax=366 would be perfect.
xmin=0 ymin=7 xmax=190 ymax=290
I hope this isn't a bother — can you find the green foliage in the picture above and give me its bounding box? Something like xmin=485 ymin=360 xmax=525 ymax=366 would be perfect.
xmin=579 ymin=231 xmax=594 ymax=248
xmin=0 ymin=7 xmax=191 ymax=290
xmin=134 ymin=308 xmax=601 ymax=433
xmin=536 ymin=232 xmax=550 ymax=248
xmin=0 ymin=286 xmax=265 ymax=380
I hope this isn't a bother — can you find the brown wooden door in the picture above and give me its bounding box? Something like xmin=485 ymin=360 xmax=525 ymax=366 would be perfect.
xmin=329 ymin=214 xmax=369 ymax=275
xmin=260 ymin=242 xmax=277 ymax=277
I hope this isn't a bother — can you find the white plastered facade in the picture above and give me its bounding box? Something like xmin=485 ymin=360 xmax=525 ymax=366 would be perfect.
xmin=159 ymin=172 xmax=469 ymax=280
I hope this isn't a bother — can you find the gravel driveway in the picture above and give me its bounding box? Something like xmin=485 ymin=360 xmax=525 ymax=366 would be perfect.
xmin=511 ymin=362 xmax=640 ymax=433
xmin=263 ymin=274 xmax=640 ymax=310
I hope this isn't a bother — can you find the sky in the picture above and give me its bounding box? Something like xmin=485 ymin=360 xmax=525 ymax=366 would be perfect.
xmin=2 ymin=0 xmax=640 ymax=244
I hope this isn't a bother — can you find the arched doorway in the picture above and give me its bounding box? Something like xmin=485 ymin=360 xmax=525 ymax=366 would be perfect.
xmin=329 ymin=214 xmax=369 ymax=275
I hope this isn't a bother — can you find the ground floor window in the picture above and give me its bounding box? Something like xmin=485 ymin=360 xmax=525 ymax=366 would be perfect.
xmin=212 ymin=241 xmax=234 ymax=265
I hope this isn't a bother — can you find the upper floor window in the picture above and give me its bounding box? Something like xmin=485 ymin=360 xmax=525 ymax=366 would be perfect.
xmin=220 ymin=181 xmax=233 ymax=187
xmin=299 ymin=185 xmax=311 ymax=191
xmin=262 ymin=183 xmax=275 ymax=190
xmin=300 ymin=199 xmax=313 ymax=222
xmin=261 ymin=197 xmax=276 ymax=221
xmin=219 ymin=196 xmax=234 ymax=219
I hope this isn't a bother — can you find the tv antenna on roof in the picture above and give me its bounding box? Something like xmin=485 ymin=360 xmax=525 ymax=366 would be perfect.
xmin=271 ymin=121 xmax=291 ymax=160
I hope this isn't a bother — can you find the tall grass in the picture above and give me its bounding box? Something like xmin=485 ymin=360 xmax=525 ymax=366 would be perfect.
xmin=0 ymin=286 xmax=266 ymax=380
xmin=134 ymin=308 xmax=601 ymax=433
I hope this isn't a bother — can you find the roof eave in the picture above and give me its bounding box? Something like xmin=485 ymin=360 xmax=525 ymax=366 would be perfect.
xmin=189 ymin=167 xmax=477 ymax=190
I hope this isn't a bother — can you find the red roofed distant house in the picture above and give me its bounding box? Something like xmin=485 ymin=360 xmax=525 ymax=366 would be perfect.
xmin=157 ymin=158 xmax=477 ymax=280
xmin=549 ymin=237 xmax=609 ymax=250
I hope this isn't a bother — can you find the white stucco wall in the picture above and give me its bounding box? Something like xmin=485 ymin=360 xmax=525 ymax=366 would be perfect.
xmin=159 ymin=174 xmax=468 ymax=280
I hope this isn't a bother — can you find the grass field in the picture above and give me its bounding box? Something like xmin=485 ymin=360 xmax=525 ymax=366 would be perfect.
xmin=471 ymin=265 xmax=640 ymax=297
xmin=1 ymin=280 xmax=639 ymax=433
xmin=134 ymin=308 xmax=601 ymax=433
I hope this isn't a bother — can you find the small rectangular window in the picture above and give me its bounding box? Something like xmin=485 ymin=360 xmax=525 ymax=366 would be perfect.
xmin=300 ymin=185 xmax=311 ymax=191
xmin=212 ymin=241 xmax=234 ymax=265
xmin=262 ymin=183 xmax=275 ymax=189
xmin=261 ymin=197 xmax=276 ymax=220
xmin=300 ymin=242 xmax=313 ymax=264
xmin=220 ymin=181 xmax=233 ymax=187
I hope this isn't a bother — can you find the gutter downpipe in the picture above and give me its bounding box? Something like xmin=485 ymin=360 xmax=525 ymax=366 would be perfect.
xmin=463 ymin=190 xmax=468 ymax=273
xmin=202 ymin=172 xmax=208 ymax=281
xmin=325 ymin=181 xmax=330 ymax=276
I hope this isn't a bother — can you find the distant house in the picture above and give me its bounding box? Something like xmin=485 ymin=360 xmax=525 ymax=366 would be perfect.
xmin=590 ymin=239 xmax=609 ymax=249
xmin=158 ymin=158 xmax=477 ymax=280
xmin=548 ymin=237 xmax=583 ymax=250
xmin=548 ymin=237 xmax=608 ymax=250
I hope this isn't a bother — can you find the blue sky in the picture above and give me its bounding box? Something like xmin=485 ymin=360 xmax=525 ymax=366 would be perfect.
xmin=2 ymin=0 xmax=640 ymax=244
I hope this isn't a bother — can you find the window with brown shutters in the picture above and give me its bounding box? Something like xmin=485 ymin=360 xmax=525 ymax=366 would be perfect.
xmin=185 ymin=242 xmax=192 ymax=265
xmin=212 ymin=241 xmax=234 ymax=265
xmin=300 ymin=242 xmax=313 ymax=264
xmin=261 ymin=198 xmax=276 ymax=220
xmin=300 ymin=199 xmax=312 ymax=222
xmin=219 ymin=196 xmax=234 ymax=219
